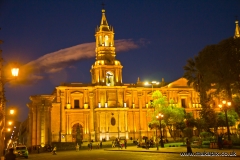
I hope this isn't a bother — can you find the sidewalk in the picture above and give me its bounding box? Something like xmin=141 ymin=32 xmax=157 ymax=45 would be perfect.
xmin=105 ymin=146 xmax=240 ymax=157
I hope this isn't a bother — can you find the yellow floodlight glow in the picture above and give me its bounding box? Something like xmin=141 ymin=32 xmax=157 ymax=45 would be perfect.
xmin=11 ymin=68 xmax=19 ymax=77
xmin=144 ymin=82 xmax=149 ymax=85
xmin=218 ymin=104 xmax=222 ymax=109
xmin=10 ymin=109 xmax=15 ymax=115
xmin=227 ymin=102 xmax=231 ymax=106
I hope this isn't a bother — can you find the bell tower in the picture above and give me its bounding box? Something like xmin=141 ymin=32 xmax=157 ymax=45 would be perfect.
xmin=234 ymin=18 xmax=240 ymax=38
xmin=90 ymin=9 xmax=123 ymax=86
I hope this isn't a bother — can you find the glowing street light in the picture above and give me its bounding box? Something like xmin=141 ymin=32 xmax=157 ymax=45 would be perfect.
xmin=144 ymin=81 xmax=160 ymax=94
xmin=145 ymin=80 xmax=160 ymax=141
xmin=218 ymin=100 xmax=231 ymax=141
xmin=11 ymin=67 xmax=19 ymax=77
xmin=0 ymin=39 xmax=20 ymax=157
xmin=9 ymin=109 xmax=15 ymax=115
xmin=8 ymin=121 xmax=13 ymax=125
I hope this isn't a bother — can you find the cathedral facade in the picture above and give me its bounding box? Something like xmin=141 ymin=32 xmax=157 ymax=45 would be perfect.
xmin=26 ymin=9 xmax=208 ymax=147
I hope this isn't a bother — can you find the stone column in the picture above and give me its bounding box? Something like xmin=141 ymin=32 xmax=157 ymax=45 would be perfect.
xmin=48 ymin=106 xmax=52 ymax=144
xmin=32 ymin=106 xmax=36 ymax=146
xmin=44 ymin=106 xmax=48 ymax=145
xmin=28 ymin=107 xmax=33 ymax=147
xmin=139 ymin=95 xmax=143 ymax=141
xmin=37 ymin=105 xmax=41 ymax=145
xmin=61 ymin=92 xmax=66 ymax=138
xmin=89 ymin=93 xmax=95 ymax=141
xmin=124 ymin=111 xmax=128 ymax=139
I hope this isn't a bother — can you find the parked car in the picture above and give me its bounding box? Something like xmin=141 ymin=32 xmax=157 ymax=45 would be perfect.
xmin=14 ymin=145 xmax=28 ymax=159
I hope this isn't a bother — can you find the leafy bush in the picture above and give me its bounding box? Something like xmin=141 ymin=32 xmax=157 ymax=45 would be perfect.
xmin=200 ymin=132 xmax=212 ymax=138
xmin=231 ymin=136 xmax=240 ymax=145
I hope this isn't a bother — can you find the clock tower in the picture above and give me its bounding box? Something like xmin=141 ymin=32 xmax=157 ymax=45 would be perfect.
xmin=90 ymin=9 xmax=123 ymax=86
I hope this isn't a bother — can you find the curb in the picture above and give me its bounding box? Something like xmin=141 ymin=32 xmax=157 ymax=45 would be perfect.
xmin=104 ymin=149 xmax=180 ymax=154
xmin=104 ymin=149 xmax=240 ymax=157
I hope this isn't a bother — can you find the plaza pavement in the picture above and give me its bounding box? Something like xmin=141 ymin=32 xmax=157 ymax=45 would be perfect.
xmin=104 ymin=145 xmax=240 ymax=157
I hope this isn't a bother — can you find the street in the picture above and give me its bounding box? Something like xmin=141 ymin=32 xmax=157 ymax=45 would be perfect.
xmin=19 ymin=149 xmax=239 ymax=160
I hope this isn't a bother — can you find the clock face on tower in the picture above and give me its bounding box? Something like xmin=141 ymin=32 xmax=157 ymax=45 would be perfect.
xmin=106 ymin=71 xmax=113 ymax=86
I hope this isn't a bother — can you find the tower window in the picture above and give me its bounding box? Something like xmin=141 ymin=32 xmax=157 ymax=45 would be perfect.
xmin=105 ymin=35 xmax=109 ymax=46
xmin=106 ymin=71 xmax=114 ymax=86
xmin=74 ymin=100 xmax=80 ymax=109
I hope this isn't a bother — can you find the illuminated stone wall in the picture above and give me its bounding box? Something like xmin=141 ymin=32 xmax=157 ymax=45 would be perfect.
xmin=26 ymin=9 xmax=204 ymax=147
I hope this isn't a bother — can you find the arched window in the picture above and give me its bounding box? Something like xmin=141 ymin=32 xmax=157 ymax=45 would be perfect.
xmin=106 ymin=71 xmax=114 ymax=86
xmin=105 ymin=35 xmax=109 ymax=46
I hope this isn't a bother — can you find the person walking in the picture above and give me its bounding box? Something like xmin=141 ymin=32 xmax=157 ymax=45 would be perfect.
xmin=100 ymin=141 xmax=102 ymax=148
xmin=96 ymin=142 xmax=100 ymax=149
xmin=5 ymin=148 xmax=17 ymax=160
xmin=52 ymin=146 xmax=57 ymax=155
xmin=124 ymin=139 xmax=127 ymax=149
xmin=76 ymin=143 xmax=79 ymax=151
xmin=88 ymin=143 xmax=91 ymax=151
xmin=90 ymin=141 xmax=93 ymax=150
xmin=218 ymin=134 xmax=223 ymax=150
xmin=79 ymin=140 xmax=82 ymax=149
xmin=156 ymin=138 xmax=159 ymax=150
xmin=112 ymin=140 xmax=115 ymax=148
xmin=186 ymin=138 xmax=192 ymax=154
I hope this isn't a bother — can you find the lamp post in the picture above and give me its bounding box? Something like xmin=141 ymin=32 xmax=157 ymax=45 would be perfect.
xmin=218 ymin=100 xmax=231 ymax=141
xmin=0 ymin=51 xmax=19 ymax=157
xmin=5 ymin=108 xmax=16 ymax=149
xmin=144 ymin=81 xmax=160 ymax=94
xmin=156 ymin=113 xmax=164 ymax=148
xmin=145 ymin=81 xmax=159 ymax=141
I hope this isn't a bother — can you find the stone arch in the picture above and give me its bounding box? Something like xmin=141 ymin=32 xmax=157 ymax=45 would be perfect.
xmin=71 ymin=122 xmax=84 ymax=143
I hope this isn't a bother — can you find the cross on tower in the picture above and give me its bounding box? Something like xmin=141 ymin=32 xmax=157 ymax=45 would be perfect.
xmin=101 ymin=2 xmax=105 ymax=9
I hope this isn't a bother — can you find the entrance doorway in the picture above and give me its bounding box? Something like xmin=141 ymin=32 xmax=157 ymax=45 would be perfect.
xmin=72 ymin=123 xmax=83 ymax=144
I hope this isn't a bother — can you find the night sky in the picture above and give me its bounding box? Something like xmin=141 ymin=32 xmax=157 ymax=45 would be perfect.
xmin=1 ymin=0 xmax=239 ymax=122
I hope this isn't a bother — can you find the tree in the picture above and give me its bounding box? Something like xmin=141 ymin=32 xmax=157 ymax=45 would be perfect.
xmin=183 ymin=113 xmax=195 ymax=140
xmin=148 ymin=90 xmax=185 ymax=140
xmin=232 ymin=96 xmax=240 ymax=115
xmin=200 ymin=106 xmax=218 ymax=133
xmin=184 ymin=37 xmax=240 ymax=133
xmin=184 ymin=37 xmax=240 ymax=100
xmin=217 ymin=109 xmax=239 ymax=127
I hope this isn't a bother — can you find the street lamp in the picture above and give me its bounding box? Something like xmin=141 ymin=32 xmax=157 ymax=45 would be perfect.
xmin=144 ymin=81 xmax=160 ymax=94
xmin=156 ymin=113 xmax=164 ymax=148
xmin=9 ymin=109 xmax=15 ymax=115
xmin=145 ymin=81 xmax=160 ymax=140
xmin=0 ymin=38 xmax=20 ymax=157
xmin=0 ymin=56 xmax=19 ymax=157
xmin=218 ymin=100 xmax=231 ymax=141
